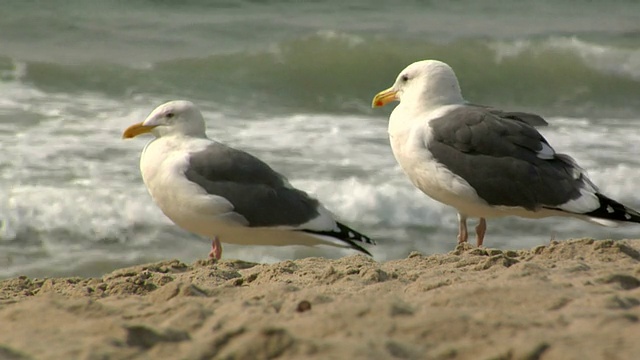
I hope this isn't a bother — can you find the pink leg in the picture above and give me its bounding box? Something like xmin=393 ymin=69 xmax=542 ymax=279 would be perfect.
xmin=475 ymin=218 xmax=487 ymax=247
xmin=208 ymin=236 xmax=222 ymax=260
xmin=457 ymin=213 xmax=468 ymax=244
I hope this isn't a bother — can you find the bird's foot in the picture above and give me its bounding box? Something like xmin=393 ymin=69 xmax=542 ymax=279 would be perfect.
xmin=475 ymin=218 xmax=487 ymax=247
xmin=457 ymin=213 xmax=468 ymax=244
xmin=208 ymin=236 xmax=222 ymax=260
xmin=457 ymin=226 xmax=468 ymax=244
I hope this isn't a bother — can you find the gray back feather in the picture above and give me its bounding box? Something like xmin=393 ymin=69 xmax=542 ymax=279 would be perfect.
xmin=184 ymin=143 xmax=321 ymax=227
xmin=467 ymin=104 xmax=549 ymax=127
xmin=428 ymin=106 xmax=584 ymax=210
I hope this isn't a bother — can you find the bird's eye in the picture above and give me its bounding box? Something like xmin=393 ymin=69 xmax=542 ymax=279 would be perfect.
xmin=400 ymin=74 xmax=409 ymax=82
xmin=166 ymin=112 xmax=175 ymax=118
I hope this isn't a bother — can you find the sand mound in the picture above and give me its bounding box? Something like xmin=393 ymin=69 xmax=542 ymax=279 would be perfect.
xmin=1 ymin=238 xmax=639 ymax=359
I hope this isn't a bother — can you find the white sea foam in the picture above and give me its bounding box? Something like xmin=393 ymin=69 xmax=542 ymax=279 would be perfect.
xmin=2 ymin=86 xmax=640 ymax=277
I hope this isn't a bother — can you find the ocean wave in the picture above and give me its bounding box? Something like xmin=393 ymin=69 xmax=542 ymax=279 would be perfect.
xmin=490 ymin=36 xmax=640 ymax=80
xmin=2 ymin=34 xmax=640 ymax=116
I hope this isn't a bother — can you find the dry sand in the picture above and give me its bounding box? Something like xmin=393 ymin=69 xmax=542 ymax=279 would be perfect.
xmin=1 ymin=238 xmax=639 ymax=360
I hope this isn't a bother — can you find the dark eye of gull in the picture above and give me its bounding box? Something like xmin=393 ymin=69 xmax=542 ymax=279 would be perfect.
xmin=400 ymin=74 xmax=409 ymax=82
xmin=166 ymin=112 xmax=175 ymax=118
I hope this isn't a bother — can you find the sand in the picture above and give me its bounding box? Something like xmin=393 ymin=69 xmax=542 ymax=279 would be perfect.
xmin=1 ymin=238 xmax=639 ymax=360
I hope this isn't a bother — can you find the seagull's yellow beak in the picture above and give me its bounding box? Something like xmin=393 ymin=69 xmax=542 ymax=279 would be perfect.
xmin=371 ymin=87 xmax=398 ymax=108
xmin=122 ymin=122 xmax=157 ymax=139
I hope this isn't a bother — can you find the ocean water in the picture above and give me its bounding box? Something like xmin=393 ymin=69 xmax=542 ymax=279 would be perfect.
xmin=2 ymin=0 xmax=640 ymax=279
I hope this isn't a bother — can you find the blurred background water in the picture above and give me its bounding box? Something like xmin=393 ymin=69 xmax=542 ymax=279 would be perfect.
xmin=1 ymin=0 xmax=640 ymax=278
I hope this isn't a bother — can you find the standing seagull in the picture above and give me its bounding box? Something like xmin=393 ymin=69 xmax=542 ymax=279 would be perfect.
xmin=122 ymin=100 xmax=374 ymax=259
xmin=372 ymin=59 xmax=640 ymax=247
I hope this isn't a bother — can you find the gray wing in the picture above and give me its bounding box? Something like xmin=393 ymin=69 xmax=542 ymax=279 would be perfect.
xmin=427 ymin=106 xmax=586 ymax=210
xmin=467 ymin=104 xmax=548 ymax=127
xmin=184 ymin=143 xmax=376 ymax=253
xmin=184 ymin=143 xmax=321 ymax=227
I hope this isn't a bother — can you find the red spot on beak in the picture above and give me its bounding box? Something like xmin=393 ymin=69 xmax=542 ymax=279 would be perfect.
xmin=375 ymin=100 xmax=383 ymax=107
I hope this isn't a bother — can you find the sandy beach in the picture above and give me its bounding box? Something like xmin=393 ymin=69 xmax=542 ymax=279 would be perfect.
xmin=1 ymin=238 xmax=639 ymax=360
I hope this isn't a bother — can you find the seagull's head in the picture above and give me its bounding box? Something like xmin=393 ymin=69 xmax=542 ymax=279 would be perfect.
xmin=372 ymin=60 xmax=464 ymax=110
xmin=122 ymin=100 xmax=206 ymax=139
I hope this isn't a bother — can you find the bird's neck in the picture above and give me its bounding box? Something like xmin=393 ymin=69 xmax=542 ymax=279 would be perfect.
xmin=156 ymin=130 xmax=207 ymax=140
xmin=388 ymin=101 xmax=463 ymax=136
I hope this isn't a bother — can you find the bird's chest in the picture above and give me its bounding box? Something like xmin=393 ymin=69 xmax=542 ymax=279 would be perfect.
xmin=139 ymin=139 xmax=235 ymax=229
xmin=140 ymin=141 xmax=194 ymax=213
xmin=389 ymin=127 xmax=476 ymax=205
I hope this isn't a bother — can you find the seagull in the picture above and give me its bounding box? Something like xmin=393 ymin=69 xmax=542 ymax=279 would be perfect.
xmin=122 ymin=100 xmax=374 ymax=259
xmin=372 ymin=59 xmax=640 ymax=247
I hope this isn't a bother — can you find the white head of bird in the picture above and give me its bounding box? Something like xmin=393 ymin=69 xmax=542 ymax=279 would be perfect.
xmin=372 ymin=60 xmax=464 ymax=111
xmin=122 ymin=100 xmax=206 ymax=139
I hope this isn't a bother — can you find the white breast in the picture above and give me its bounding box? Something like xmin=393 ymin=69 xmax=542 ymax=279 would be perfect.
xmin=139 ymin=136 xmax=238 ymax=237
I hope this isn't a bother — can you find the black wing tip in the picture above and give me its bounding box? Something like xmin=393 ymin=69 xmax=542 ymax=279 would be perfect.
xmin=584 ymin=193 xmax=640 ymax=223
xmin=344 ymin=239 xmax=373 ymax=257
xmin=335 ymin=222 xmax=376 ymax=245
xmin=302 ymin=222 xmax=376 ymax=256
